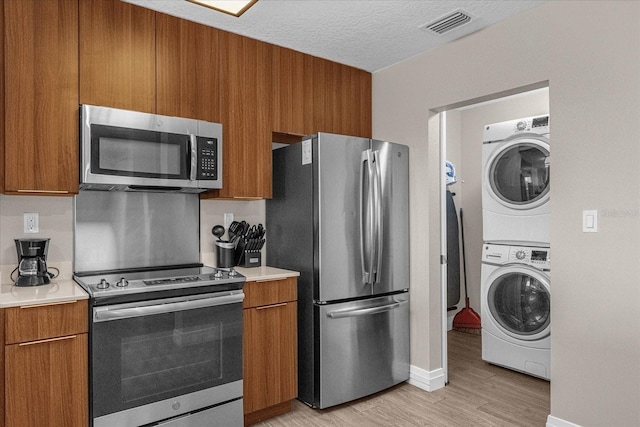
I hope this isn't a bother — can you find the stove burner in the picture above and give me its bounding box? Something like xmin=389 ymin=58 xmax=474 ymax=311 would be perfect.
xmin=97 ymin=279 xmax=109 ymax=289
xmin=116 ymin=278 xmax=129 ymax=287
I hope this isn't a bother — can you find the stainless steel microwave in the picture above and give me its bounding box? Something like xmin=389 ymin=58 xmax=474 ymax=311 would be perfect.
xmin=80 ymin=105 xmax=222 ymax=193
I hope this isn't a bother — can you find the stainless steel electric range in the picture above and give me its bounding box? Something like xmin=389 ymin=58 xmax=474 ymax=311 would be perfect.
xmin=74 ymin=191 xmax=245 ymax=427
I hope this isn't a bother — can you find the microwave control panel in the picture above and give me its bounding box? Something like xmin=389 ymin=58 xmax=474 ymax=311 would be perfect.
xmin=197 ymin=136 xmax=218 ymax=180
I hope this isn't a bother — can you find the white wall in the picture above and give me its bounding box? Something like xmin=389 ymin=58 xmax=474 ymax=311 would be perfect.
xmin=372 ymin=1 xmax=640 ymax=425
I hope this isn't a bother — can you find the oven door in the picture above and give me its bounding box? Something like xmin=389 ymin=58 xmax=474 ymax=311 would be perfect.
xmin=91 ymin=291 xmax=244 ymax=427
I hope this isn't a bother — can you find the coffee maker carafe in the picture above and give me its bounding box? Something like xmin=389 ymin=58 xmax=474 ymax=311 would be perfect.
xmin=15 ymin=238 xmax=51 ymax=286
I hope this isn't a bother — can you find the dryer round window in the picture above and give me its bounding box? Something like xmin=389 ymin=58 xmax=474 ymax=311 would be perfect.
xmin=486 ymin=138 xmax=550 ymax=210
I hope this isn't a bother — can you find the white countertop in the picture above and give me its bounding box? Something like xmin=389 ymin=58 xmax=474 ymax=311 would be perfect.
xmin=235 ymin=266 xmax=300 ymax=282
xmin=0 ymin=279 xmax=89 ymax=308
xmin=0 ymin=267 xmax=299 ymax=307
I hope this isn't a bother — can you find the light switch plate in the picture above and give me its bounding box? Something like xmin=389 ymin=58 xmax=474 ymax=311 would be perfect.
xmin=24 ymin=212 xmax=39 ymax=233
xmin=583 ymin=210 xmax=598 ymax=232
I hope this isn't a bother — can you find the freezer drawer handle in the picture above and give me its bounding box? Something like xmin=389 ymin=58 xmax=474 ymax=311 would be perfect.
xmin=327 ymin=300 xmax=406 ymax=319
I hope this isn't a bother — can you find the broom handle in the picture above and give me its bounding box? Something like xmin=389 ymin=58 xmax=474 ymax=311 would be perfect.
xmin=460 ymin=208 xmax=469 ymax=301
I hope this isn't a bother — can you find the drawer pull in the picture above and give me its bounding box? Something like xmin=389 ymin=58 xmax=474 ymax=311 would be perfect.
xmin=20 ymin=300 xmax=78 ymax=309
xmin=256 ymin=302 xmax=287 ymax=310
xmin=19 ymin=335 xmax=77 ymax=346
xmin=255 ymin=278 xmax=287 ymax=283
xmin=16 ymin=189 xmax=70 ymax=194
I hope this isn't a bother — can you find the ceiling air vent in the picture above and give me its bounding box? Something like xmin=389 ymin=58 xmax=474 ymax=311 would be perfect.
xmin=421 ymin=10 xmax=472 ymax=35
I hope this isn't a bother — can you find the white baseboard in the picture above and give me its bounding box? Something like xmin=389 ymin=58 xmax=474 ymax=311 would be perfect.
xmin=546 ymin=415 xmax=582 ymax=427
xmin=408 ymin=365 xmax=446 ymax=392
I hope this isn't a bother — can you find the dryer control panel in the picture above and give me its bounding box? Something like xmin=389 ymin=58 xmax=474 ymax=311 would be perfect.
xmin=482 ymin=243 xmax=550 ymax=270
xmin=483 ymin=114 xmax=550 ymax=142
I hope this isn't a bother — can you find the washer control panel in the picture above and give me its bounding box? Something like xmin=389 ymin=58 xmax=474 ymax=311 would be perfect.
xmin=482 ymin=243 xmax=550 ymax=269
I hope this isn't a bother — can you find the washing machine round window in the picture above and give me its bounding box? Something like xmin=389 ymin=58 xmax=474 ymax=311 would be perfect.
xmin=487 ymin=267 xmax=550 ymax=340
xmin=487 ymin=139 xmax=550 ymax=209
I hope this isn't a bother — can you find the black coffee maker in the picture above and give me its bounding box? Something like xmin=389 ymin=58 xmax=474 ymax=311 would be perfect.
xmin=15 ymin=238 xmax=51 ymax=286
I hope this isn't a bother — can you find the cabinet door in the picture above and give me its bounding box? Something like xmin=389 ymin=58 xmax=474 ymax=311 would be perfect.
xmin=313 ymin=58 xmax=372 ymax=138
xmin=3 ymin=0 xmax=79 ymax=194
xmin=156 ymin=14 xmax=220 ymax=122
xmin=4 ymin=300 xmax=88 ymax=344
xmin=207 ymin=32 xmax=272 ymax=199
xmin=272 ymin=46 xmax=314 ymax=136
xmin=79 ymin=0 xmax=155 ymax=113
xmin=5 ymin=334 xmax=88 ymax=427
xmin=243 ymin=301 xmax=297 ymax=414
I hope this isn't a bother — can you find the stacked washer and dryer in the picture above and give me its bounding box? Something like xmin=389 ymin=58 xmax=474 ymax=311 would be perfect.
xmin=480 ymin=115 xmax=551 ymax=380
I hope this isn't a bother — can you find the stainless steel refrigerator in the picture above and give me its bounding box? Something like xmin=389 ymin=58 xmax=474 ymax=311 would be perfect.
xmin=266 ymin=132 xmax=410 ymax=409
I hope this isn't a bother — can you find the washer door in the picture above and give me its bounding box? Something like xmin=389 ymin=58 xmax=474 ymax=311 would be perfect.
xmin=486 ymin=265 xmax=550 ymax=341
xmin=486 ymin=137 xmax=550 ymax=210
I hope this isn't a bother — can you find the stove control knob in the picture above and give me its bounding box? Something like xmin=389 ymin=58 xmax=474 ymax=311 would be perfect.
xmin=116 ymin=278 xmax=129 ymax=287
xmin=97 ymin=279 xmax=109 ymax=289
xmin=515 ymin=250 xmax=527 ymax=260
xmin=214 ymin=270 xmax=223 ymax=278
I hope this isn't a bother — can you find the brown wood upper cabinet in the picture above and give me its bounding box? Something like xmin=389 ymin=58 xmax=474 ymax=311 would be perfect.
xmin=205 ymin=31 xmax=273 ymax=200
xmin=2 ymin=1 xmax=370 ymax=198
xmin=272 ymin=46 xmax=314 ymax=137
xmin=271 ymin=46 xmax=372 ymax=140
xmin=312 ymin=57 xmax=372 ymax=138
xmin=2 ymin=0 xmax=79 ymax=195
xmin=156 ymin=14 xmax=221 ymax=122
xmin=79 ymin=0 xmax=156 ymax=113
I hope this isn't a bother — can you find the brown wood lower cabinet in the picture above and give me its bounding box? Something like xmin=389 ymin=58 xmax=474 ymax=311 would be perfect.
xmin=1 ymin=300 xmax=88 ymax=427
xmin=243 ymin=277 xmax=297 ymax=426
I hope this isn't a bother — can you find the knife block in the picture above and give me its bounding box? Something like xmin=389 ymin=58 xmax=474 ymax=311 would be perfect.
xmin=238 ymin=249 xmax=261 ymax=268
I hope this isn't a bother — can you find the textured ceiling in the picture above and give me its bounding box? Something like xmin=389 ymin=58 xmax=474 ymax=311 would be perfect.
xmin=125 ymin=0 xmax=547 ymax=72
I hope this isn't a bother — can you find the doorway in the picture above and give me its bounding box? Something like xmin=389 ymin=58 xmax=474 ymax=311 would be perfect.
xmin=440 ymin=87 xmax=550 ymax=383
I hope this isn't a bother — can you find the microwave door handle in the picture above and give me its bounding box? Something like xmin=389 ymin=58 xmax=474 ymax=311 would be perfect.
xmin=189 ymin=134 xmax=197 ymax=181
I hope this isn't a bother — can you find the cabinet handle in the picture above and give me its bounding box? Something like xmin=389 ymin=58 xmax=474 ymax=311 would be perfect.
xmin=16 ymin=189 xmax=70 ymax=194
xmin=255 ymin=278 xmax=285 ymax=283
xmin=20 ymin=300 xmax=78 ymax=309
xmin=256 ymin=302 xmax=287 ymax=310
xmin=19 ymin=335 xmax=77 ymax=346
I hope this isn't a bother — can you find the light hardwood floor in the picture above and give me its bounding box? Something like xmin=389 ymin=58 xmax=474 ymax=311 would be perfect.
xmin=255 ymin=330 xmax=550 ymax=426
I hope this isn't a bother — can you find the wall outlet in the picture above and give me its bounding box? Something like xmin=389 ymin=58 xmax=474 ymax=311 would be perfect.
xmin=224 ymin=213 xmax=234 ymax=230
xmin=24 ymin=212 xmax=39 ymax=233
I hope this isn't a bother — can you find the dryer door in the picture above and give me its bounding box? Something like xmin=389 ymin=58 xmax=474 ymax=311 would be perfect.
xmin=486 ymin=264 xmax=550 ymax=341
xmin=486 ymin=137 xmax=550 ymax=210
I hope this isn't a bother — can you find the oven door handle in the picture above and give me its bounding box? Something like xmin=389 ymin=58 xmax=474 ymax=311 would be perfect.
xmin=93 ymin=292 xmax=244 ymax=322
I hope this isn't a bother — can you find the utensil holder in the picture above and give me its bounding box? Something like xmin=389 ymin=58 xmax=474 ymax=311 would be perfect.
xmin=215 ymin=241 xmax=235 ymax=268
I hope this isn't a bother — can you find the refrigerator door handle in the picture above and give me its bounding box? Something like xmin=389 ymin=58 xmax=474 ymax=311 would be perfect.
xmin=360 ymin=149 xmax=376 ymax=284
xmin=372 ymin=150 xmax=384 ymax=284
xmin=327 ymin=299 xmax=407 ymax=319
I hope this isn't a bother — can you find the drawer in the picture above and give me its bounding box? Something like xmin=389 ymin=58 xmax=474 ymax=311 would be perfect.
xmin=4 ymin=299 xmax=88 ymax=344
xmin=243 ymin=277 xmax=297 ymax=309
